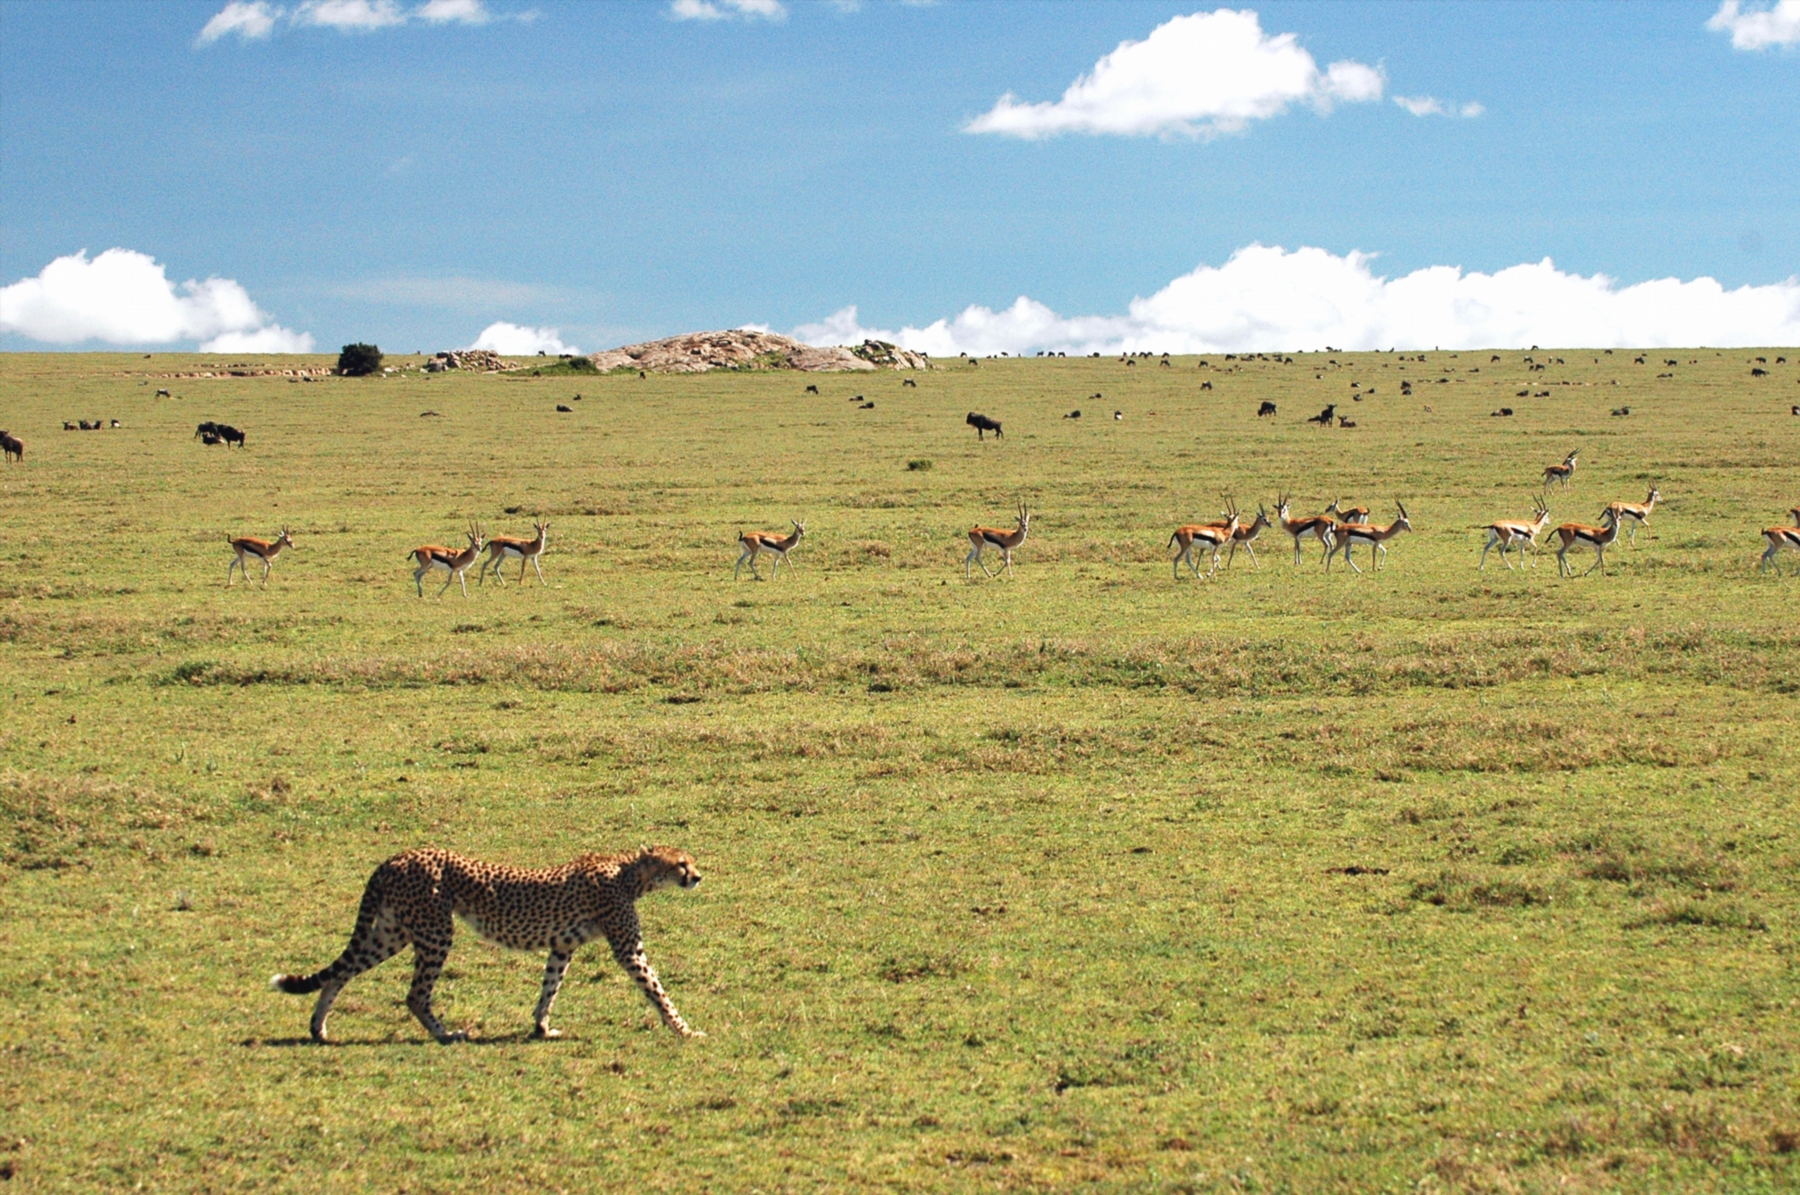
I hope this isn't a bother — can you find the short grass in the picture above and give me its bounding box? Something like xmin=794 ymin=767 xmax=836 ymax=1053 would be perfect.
xmin=1 ymin=347 xmax=1798 ymax=1192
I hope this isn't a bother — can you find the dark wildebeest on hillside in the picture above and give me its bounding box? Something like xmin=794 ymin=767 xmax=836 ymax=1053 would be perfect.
xmin=1306 ymin=404 xmax=1337 ymax=427
xmin=195 ymin=421 xmax=221 ymax=440
xmin=1 ymin=431 xmax=21 ymax=463
xmin=967 ymin=412 xmax=1003 ymax=440
xmin=1257 ymin=401 xmax=1277 ymax=418
xmin=218 ymin=424 xmax=246 ymax=448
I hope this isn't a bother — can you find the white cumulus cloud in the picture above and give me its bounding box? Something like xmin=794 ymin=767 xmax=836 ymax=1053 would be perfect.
xmin=196 ymin=1 xmax=282 ymax=44
xmin=965 ymin=8 xmax=1384 ymax=140
xmin=794 ymin=245 xmax=1800 ymax=355
xmin=294 ymin=0 xmax=407 ymax=30
xmin=0 ymin=249 xmax=315 ymax=351
xmin=470 ymin=322 xmax=579 ymax=355
xmin=670 ymin=0 xmax=786 ymax=21
xmin=418 ymin=0 xmax=489 ymax=22
xmin=1708 ymin=0 xmax=1800 ymax=48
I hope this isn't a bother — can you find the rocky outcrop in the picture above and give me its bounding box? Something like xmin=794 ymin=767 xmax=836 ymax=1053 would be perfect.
xmin=426 ymin=349 xmax=512 ymax=372
xmin=587 ymin=329 xmax=930 ymax=374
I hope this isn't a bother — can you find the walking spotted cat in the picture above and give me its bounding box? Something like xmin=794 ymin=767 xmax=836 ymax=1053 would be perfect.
xmin=271 ymin=845 xmax=703 ymax=1043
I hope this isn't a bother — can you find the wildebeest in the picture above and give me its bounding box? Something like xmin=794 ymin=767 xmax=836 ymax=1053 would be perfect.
xmin=0 ymin=431 xmax=21 ymax=463
xmin=216 ymin=424 xmax=246 ymax=447
xmin=556 ymin=404 xmax=573 ymax=413
xmin=967 ymin=412 xmax=1002 ymax=440
xmin=155 ymin=388 xmax=171 ymax=398
xmin=63 ymin=421 xmax=76 ymax=430
xmin=1064 ymin=410 xmax=1081 ymax=419
xmin=1306 ymin=404 xmax=1337 ymax=427
xmin=902 ymin=378 xmax=917 ymax=388
xmin=860 ymin=401 xmax=875 ymax=409
xmin=1257 ymin=401 xmax=1277 ymax=417
xmin=195 ymin=421 xmax=221 ymax=440
xmin=1610 ymin=407 xmax=1631 ymax=417
xmin=1338 ymin=417 xmax=1357 ymax=428
xmin=1752 ymin=368 xmax=1768 ymax=377
xmin=1200 ymin=381 xmax=1213 ymax=391
xmin=200 ymin=432 xmax=224 ymax=446
xmin=804 ymin=384 xmax=819 ymax=394
xmin=1792 ymin=405 xmax=1799 ymax=416
xmin=110 ymin=419 xmax=121 ymax=428
xmin=1113 ymin=410 xmax=1123 ymax=420
xmin=1492 ymin=408 xmax=1514 ymax=417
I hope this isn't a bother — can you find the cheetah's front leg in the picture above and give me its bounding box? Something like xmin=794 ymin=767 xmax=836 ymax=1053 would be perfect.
xmin=530 ymin=949 xmax=572 ymax=1039
xmin=613 ymin=939 xmax=703 ymax=1039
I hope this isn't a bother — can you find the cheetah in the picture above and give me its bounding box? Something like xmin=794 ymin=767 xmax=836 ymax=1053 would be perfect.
xmin=271 ymin=845 xmax=703 ymax=1043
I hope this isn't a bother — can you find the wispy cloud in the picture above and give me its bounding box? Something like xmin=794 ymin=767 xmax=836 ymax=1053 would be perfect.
xmin=1707 ymin=0 xmax=1800 ymax=49
xmin=795 ymin=245 xmax=1800 ymax=354
xmin=1394 ymin=95 xmax=1485 ymax=118
xmin=965 ymin=9 xmax=1383 ymax=140
xmin=196 ymin=1 xmax=281 ymax=45
xmin=0 ymin=248 xmax=314 ymax=352
xmin=670 ymin=0 xmax=787 ymax=23
xmin=197 ymin=0 xmax=530 ymax=45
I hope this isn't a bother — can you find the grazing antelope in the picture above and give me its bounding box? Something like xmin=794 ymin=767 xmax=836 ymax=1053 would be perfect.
xmin=1225 ymin=504 xmax=1271 ymax=569
xmin=1762 ymin=524 xmax=1800 ymax=574
xmin=965 ymin=502 xmax=1030 ymax=579
xmin=1328 ymin=502 xmax=1411 ymax=574
xmin=1168 ymin=499 xmax=1242 ymax=580
xmin=227 ymin=528 xmax=294 ymax=588
xmin=1324 ymin=498 xmax=1370 ymax=525
xmin=1479 ymin=496 xmax=1552 ymax=571
xmin=1552 ymin=509 xmax=1622 ymax=577
xmin=481 ymin=520 xmax=550 ymax=586
xmin=1600 ymin=485 xmax=1661 ymax=547
xmin=735 ymin=520 xmax=805 ymax=580
xmin=0 ymin=430 xmax=21 ymax=463
xmin=1276 ymin=494 xmax=1336 ymax=565
xmin=1542 ymin=450 xmax=1579 ymax=490
xmin=410 ymin=522 xmax=485 ymax=597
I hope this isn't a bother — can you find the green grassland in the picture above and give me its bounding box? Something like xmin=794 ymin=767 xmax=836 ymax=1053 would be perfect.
xmin=1 ymin=346 xmax=1797 ymax=1193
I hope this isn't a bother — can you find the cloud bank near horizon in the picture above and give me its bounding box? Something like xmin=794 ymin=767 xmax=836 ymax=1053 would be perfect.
xmin=793 ymin=245 xmax=1800 ymax=355
xmin=0 ymin=249 xmax=315 ymax=352
xmin=469 ymin=321 xmax=579 ymax=355
xmin=965 ymin=9 xmax=1387 ymax=140
xmin=196 ymin=0 xmax=522 ymax=46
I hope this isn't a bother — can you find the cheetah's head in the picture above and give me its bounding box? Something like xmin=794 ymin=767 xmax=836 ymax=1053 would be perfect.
xmin=642 ymin=845 xmax=702 ymax=890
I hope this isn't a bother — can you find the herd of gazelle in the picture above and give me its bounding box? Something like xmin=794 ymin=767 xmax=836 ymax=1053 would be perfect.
xmin=223 ymin=455 xmax=1799 ymax=588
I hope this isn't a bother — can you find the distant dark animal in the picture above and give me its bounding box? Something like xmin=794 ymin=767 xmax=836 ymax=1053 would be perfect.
xmin=1126 ymin=359 xmax=1136 ymax=367
xmin=1064 ymin=410 xmax=1081 ymax=419
xmin=1306 ymin=404 xmax=1337 ymax=427
xmin=155 ymin=388 xmax=171 ymax=398
xmin=639 ymin=370 xmax=647 ymax=378
xmin=1338 ymin=417 xmax=1357 ymax=428
xmin=420 ymin=410 xmax=442 ymax=418
xmin=570 ymin=394 xmax=581 ymax=401
xmin=79 ymin=420 xmax=96 ymax=431
xmin=1777 ymin=357 xmax=1787 ymax=364
xmin=849 ymin=395 xmax=863 ymax=403
xmin=1113 ymin=411 xmax=1123 ymax=420
xmin=1752 ymin=368 xmax=1769 ymax=377
xmin=1664 ymin=359 xmax=1678 ymax=367
xmin=805 ymin=384 xmax=819 ymax=394
xmin=1200 ymin=381 xmax=1213 ymax=391
xmin=218 ymin=425 xmax=246 ymax=448
xmin=1610 ymin=407 xmax=1630 ymax=417
xmin=1792 ymin=405 xmax=1799 ymax=416
xmin=902 ymin=378 xmax=917 ymax=388
xmin=195 ymin=421 xmax=221 ymax=440
xmin=860 ymin=402 xmax=875 ymax=409
xmin=200 ymin=432 xmax=223 ymax=446
xmin=1755 ymin=357 xmax=1766 ymax=364
xmin=1492 ymin=408 xmax=1514 ymax=417
xmin=1257 ymin=401 xmax=1277 ymax=417
xmin=966 ymin=412 xmax=1002 ymax=440
xmin=556 ymin=404 xmax=573 ymax=412
xmin=1516 ymin=390 xmax=1529 ymax=397
xmin=0 ymin=431 xmax=21 ymax=463
xmin=1351 ymin=393 xmax=1362 ymax=402
xmin=63 ymin=422 xmax=76 ymax=431
xmin=1634 ymin=355 xmax=1646 ymax=364
xmin=1491 ymin=355 xmax=1501 ymax=362
xmin=110 ymin=419 xmax=121 ymax=428
xmin=1160 ymin=358 xmax=1171 ymax=367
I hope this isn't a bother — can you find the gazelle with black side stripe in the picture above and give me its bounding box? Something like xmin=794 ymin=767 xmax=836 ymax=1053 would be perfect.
xmin=966 ymin=502 xmax=1029 ymax=579
xmin=1480 ymin=496 xmax=1551 ymax=571
xmin=228 ymin=528 xmax=294 ymax=588
xmin=1276 ymin=494 xmax=1336 ymax=565
xmin=1600 ymin=485 xmax=1660 ymax=547
xmin=1552 ymin=509 xmax=1622 ymax=577
xmin=482 ymin=520 xmax=550 ymax=586
xmin=1168 ymin=498 xmax=1241 ymax=580
xmin=410 ymin=522 xmax=484 ymax=597
xmin=1327 ymin=502 xmax=1411 ymax=574
xmin=735 ymin=520 xmax=805 ymax=580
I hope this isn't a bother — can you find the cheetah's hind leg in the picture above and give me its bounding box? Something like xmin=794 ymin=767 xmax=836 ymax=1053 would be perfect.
xmin=529 ymin=949 xmax=573 ymax=1039
xmin=405 ymin=912 xmax=467 ymax=1043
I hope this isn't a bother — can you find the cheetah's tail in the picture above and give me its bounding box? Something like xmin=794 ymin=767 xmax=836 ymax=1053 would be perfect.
xmin=270 ymin=972 xmax=323 ymax=994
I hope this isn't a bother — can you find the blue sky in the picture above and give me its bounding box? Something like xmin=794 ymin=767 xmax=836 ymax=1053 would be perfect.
xmin=2 ymin=0 xmax=1797 ymax=354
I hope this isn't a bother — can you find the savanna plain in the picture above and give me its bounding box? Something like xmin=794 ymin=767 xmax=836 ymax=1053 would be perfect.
xmin=1 ymin=346 xmax=1797 ymax=1193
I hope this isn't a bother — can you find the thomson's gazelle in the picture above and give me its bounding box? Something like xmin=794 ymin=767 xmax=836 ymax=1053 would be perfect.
xmin=1479 ymin=497 xmax=1551 ymax=571
xmin=482 ymin=520 xmax=550 ymax=586
xmin=735 ymin=520 xmax=805 ymax=580
xmin=227 ymin=528 xmax=294 ymax=588
xmin=410 ymin=522 xmax=484 ymax=597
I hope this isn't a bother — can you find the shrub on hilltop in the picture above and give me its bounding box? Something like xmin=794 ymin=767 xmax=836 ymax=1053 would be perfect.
xmin=336 ymin=343 xmax=384 ymax=377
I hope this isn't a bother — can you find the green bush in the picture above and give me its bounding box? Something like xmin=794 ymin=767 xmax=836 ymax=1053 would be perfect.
xmin=336 ymin=343 xmax=383 ymax=377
